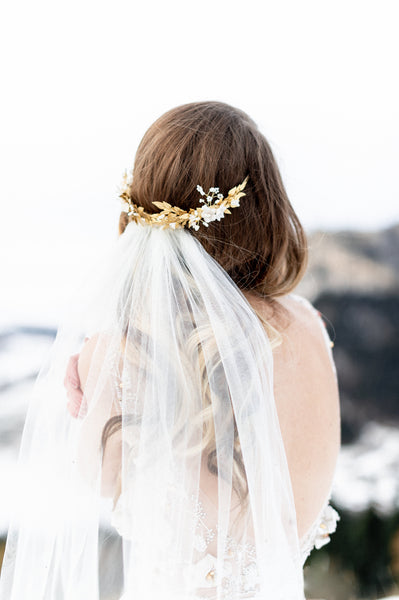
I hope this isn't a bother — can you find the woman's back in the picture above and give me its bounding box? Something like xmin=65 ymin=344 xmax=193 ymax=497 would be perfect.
xmin=244 ymin=292 xmax=340 ymax=541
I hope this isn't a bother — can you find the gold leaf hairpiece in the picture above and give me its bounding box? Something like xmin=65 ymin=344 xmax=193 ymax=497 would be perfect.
xmin=119 ymin=174 xmax=249 ymax=231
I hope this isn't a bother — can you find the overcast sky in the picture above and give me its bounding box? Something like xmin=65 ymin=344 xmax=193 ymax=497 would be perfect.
xmin=1 ymin=0 xmax=398 ymax=325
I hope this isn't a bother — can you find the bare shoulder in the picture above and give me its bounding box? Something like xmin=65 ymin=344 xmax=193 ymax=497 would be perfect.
xmin=270 ymin=293 xmax=337 ymax=385
xmin=245 ymin=291 xmax=341 ymax=538
xmin=245 ymin=291 xmax=336 ymax=370
xmin=275 ymin=293 xmax=333 ymax=350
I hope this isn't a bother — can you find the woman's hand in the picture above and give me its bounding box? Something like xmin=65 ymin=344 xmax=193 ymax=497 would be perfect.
xmin=64 ymin=342 xmax=89 ymax=418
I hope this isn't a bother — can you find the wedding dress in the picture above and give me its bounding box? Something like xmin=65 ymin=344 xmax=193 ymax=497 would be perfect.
xmin=0 ymin=222 xmax=339 ymax=600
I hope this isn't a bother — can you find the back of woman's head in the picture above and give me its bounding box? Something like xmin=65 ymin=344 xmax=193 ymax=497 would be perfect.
xmin=119 ymin=101 xmax=308 ymax=297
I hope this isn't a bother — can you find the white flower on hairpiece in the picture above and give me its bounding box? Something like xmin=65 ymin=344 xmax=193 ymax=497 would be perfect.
xmin=215 ymin=205 xmax=227 ymax=220
xmin=188 ymin=210 xmax=201 ymax=231
xmin=201 ymin=206 xmax=218 ymax=224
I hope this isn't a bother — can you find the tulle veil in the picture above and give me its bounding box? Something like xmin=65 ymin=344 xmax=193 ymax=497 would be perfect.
xmin=0 ymin=219 xmax=305 ymax=599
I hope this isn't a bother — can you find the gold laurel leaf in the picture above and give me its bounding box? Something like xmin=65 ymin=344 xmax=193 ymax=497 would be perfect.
xmin=152 ymin=201 xmax=172 ymax=210
xmin=227 ymin=176 xmax=248 ymax=198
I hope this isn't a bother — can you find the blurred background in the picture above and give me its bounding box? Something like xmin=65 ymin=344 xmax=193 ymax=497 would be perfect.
xmin=0 ymin=0 xmax=398 ymax=598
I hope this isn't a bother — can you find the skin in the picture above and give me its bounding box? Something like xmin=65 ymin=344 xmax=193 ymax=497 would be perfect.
xmin=63 ymin=337 xmax=89 ymax=418
xmin=243 ymin=292 xmax=341 ymax=539
xmin=63 ymin=293 xmax=340 ymax=542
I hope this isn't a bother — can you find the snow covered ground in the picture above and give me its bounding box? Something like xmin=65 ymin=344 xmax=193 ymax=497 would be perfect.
xmin=333 ymin=421 xmax=399 ymax=515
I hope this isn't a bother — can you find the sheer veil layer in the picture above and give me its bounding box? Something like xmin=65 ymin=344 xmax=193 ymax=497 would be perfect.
xmin=0 ymin=221 xmax=305 ymax=599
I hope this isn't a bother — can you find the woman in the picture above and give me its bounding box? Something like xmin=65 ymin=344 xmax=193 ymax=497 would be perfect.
xmin=0 ymin=101 xmax=340 ymax=599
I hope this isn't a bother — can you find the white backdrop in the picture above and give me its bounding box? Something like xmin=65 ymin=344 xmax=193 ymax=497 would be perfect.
xmin=1 ymin=0 xmax=398 ymax=326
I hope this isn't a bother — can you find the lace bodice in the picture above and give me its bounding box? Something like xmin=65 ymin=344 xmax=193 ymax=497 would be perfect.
xmin=185 ymin=495 xmax=338 ymax=592
xmin=111 ymin=489 xmax=339 ymax=599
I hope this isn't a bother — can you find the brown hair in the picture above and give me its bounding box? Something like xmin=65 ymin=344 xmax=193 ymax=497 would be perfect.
xmin=106 ymin=102 xmax=308 ymax=516
xmin=119 ymin=101 xmax=308 ymax=296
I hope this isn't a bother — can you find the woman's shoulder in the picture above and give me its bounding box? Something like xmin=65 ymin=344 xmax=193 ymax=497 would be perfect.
xmin=258 ymin=292 xmax=339 ymax=407
xmin=274 ymin=293 xmax=330 ymax=338
xmin=245 ymin=291 xmax=334 ymax=358
xmin=275 ymin=293 xmax=338 ymax=382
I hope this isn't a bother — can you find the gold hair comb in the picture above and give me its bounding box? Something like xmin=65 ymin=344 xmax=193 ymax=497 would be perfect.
xmin=119 ymin=174 xmax=248 ymax=231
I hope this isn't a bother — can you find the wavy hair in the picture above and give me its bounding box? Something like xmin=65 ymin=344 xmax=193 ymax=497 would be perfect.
xmin=103 ymin=101 xmax=308 ymax=514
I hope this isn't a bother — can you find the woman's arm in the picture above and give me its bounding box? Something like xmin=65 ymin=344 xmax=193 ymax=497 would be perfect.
xmin=64 ymin=352 xmax=87 ymax=418
xmin=67 ymin=335 xmax=122 ymax=498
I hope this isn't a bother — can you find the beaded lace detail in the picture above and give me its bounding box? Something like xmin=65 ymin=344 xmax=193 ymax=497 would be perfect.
xmin=188 ymin=495 xmax=339 ymax=598
xmin=189 ymin=495 xmax=260 ymax=599
xmin=112 ymin=489 xmax=338 ymax=600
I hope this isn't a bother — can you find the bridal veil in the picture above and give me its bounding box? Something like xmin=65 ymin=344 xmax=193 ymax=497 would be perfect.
xmin=0 ymin=218 xmax=305 ymax=599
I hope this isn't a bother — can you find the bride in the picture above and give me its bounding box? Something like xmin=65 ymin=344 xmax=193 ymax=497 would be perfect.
xmin=0 ymin=101 xmax=340 ymax=599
